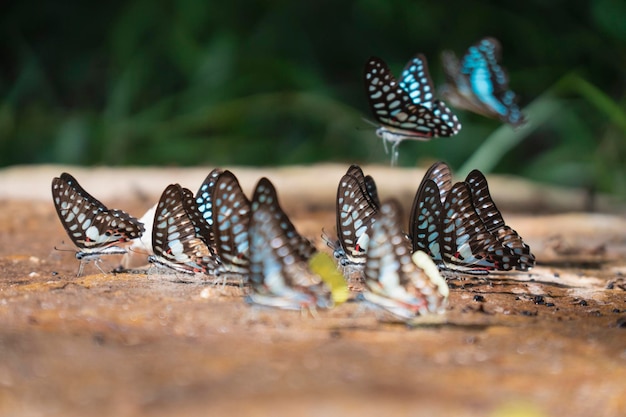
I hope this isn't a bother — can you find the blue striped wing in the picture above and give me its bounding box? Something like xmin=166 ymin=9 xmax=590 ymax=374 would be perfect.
xmin=442 ymin=37 xmax=526 ymax=127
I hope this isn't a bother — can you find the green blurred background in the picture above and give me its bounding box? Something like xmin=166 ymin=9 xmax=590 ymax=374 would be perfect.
xmin=1 ymin=0 xmax=625 ymax=195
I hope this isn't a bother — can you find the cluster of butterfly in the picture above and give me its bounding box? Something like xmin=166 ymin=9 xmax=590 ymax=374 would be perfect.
xmin=330 ymin=163 xmax=535 ymax=279
xmin=53 ymin=171 xmax=333 ymax=310
xmin=365 ymin=37 xmax=526 ymax=165
xmin=52 ymin=161 xmax=533 ymax=322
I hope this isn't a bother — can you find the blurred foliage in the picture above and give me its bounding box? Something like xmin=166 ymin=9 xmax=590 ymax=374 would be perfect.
xmin=1 ymin=0 xmax=625 ymax=195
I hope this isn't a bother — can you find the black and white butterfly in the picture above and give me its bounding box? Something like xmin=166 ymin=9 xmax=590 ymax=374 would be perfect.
xmin=327 ymin=165 xmax=380 ymax=268
xmin=364 ymin=55 xmax=461 ymax=165
xmin=441 ymin=37 xmax=526 ymax=127
xmin=362 ymin=199 xmax=448 ymax=320
xmin=464 ymin=169 xmax=535 ymax=270
xmin=247 ymin=177 xmax=332 ymax=311
xmin=212 ymin=170 xmax=251 ymax=274
xmin=148 ymin=184 xmax=220 ymax=276
xmin=51 ymin=172 xmax=145 ymax=276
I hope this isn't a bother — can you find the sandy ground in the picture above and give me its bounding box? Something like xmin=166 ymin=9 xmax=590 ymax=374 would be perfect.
xmin=0 ymin=164 xmax=625 ymax=417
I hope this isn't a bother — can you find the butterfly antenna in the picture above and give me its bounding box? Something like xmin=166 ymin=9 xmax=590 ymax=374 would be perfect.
xmin=361 ymin=117 xmax=380 ymax=129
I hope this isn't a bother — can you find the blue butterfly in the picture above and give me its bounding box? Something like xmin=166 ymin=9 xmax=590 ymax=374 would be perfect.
xmin=364 ymin=55 xmax=461 ymax=165
xmin=441 ymin=37 xmax=526 ymax=127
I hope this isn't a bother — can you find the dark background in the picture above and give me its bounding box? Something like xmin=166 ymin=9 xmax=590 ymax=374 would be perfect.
xmin=1 ymin=0 xmax=625 ymax=195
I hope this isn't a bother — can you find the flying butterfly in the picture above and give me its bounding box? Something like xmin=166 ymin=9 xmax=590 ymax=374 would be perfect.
xmin=410 ymin=175 xmax=518 ymax=274
xmin=51 ymin=172 xmax=145 ymax=276
xmin=212 ymin=170 xmax=251 ymax=275
xmin=247 ymin=177 xmax=332 ymax=311
xmin=362 ymin=199 xmax=448 ymax=321
xmin=327 ymin=165 xmax=380 ymax=268
xmin=364 ymin=54 xmax=461 ymax=165
xmin=148 ymin=184 xmax=220 ymax=276
xmin=441 ymin=37 xmax=526 ymax=127
xmin=464 ymin=169 xmax=535 ymax=270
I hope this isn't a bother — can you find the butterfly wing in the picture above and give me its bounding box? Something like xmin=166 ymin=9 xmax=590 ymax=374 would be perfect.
xmin=465 ymin=170 xmax=535 ymax=270
xmin=363 ymin=200 xmax=448 ymax=319
xmin=335 ymin=167 xmax=379 ymax=265
xmin=399 ymin=54 xmax=462 ymax=134
xmin=150 ymin=184 xmax=220 ymax=274
xmin=423 ymin=161 xmax=453 ymax=203
xmin=251 ymin=177 xmax=317 ymax=261
xmin=364 ymin=56 xmax=459 ymax=139
xmin=248 ymin=178 xmax=331 ymax=310
xmin=194 ymin=168 xmax=223 ymax=247
xmin=212 ymin=170 xmax=251 ymax=274
xmin=441 ymin=182 xmax=516 ymax=271
xmin=409 ymin=178 xmax=445 ymax=261
xmin=51 ymin=172 xmax=144 ymax=250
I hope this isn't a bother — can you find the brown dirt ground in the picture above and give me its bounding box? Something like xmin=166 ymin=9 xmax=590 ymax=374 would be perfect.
xmin=0 ymin=165 xmax=625 ymax=417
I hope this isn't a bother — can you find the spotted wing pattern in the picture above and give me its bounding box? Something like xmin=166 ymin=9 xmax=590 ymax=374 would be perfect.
xmin=441 ymin=37 xmax=526 ymax=127
xmin=409 ymin=178 xmax=445 ymax=261
xmin=423 ymin=161 xmax=453 ymax=203
xmin=333 ymin=165 xmax=380 ymax=266
xmin=465 ymin=169 xmax=535 ymax=270
xmin=410 ymin=173 xmax=518 ymax=273
xmin=440 ymin=182 xmax=516 ymax=271
xmin=364 ymin=55 xmax=461 ymax=139
xmin=250 ymin=177 xmax=317 ymax=261
xmin=362 ymin=199 xmax=448 ymax=320
xmin=194 ymin=168 xmax=223 ymax=247
xmin=247 ymin=177 xmax=332 ymax=310
xmin=51 ymin=173 xmax=144 ymax=275
xmin=212 ymin=170 xmax=251 ymax=274
xmin=149 ymin=184 xmax=220 ymax=275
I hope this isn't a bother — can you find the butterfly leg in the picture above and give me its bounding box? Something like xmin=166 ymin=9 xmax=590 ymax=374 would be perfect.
xmin=379 ymin=135 xmax=390 ymax=155
xmin=390 ymin=141 xmax=401 ymax=166
xmin=94 ymin=258 xmax=109 ymax=275
xmin=76 ymin=260 xmax=86 ymax=277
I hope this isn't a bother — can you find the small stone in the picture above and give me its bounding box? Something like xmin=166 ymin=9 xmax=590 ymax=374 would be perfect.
xmin=473 ymin=295 xmax=485 ymax=302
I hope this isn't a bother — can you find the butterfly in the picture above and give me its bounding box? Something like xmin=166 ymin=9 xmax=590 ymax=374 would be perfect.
xmin=328 ymin=165 xmax=380 ymax=267
xmin=51 ymin=172 xmax=145 ymax=276
xmin=441 ymin=37 xmax=526 ymax=127
xmin=125 ymin=168 xmax=225 ymax=268
xmin=211 ymin=170 xmax=252 ymax=274
xmin=464 ymin=169 xmax=535 ymax=270
xmin=247 ymin=177 xmax=332 ymax=311
xmin=148 ymin=184 xmax=221 ymax=276
xmin=410 ymin=162 xmax=534 ymax=273
xmin=364 ymin=54 xmax=461 ymax=165
xmin=362 ymin=199 xmax=448 ymax=320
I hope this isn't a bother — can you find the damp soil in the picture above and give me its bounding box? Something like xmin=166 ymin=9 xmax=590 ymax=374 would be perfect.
xmin=0 ymin=165 xmax=625 ymax=417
